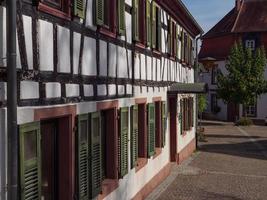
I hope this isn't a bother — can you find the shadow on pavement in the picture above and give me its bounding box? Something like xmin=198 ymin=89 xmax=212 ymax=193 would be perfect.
xmin=199 ymin=139 xmax=267 ymax=161
xmin=206 ymin=134 xmax=263 ymax=139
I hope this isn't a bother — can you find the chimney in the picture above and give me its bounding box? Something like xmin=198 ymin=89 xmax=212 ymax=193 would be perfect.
xmin=235 ymin=0 xmax=241 ymax=11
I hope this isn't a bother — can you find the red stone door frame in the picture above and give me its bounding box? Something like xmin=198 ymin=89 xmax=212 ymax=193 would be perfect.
xmin=168 ymin=95 xmax=177 ymax=162
xmin=34 ymin=105 xmax=76 ymax=200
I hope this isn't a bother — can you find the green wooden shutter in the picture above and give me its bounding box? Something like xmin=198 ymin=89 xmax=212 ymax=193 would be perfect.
xmin=147 ymin=103 xmax=155 ymax=157
xmin=176 ymin=25 xmax=179 ymax=58
xmin=118 ymin=0 xmax=126 ymax=35
xmin=95 ymin=0 xmax=104 ymax=25
xmin=89 ymin=112 xmax=102 ymax=199
xmin=180 ymin=99 xmax=183 ymax=134
xmin=151 ymin=2 xmax=156 ymax=48
xmin=161 ymin=101 xmax=167 ymax=147
xmin=191 ymin=97 xmax=194 ymax=127
xmin=186 ymin=99 xmax=189 ymax=130
xmin=77 ymin=114 xmax=89 ymax=200
xmin=119 ymin=107 xmax=129 ymax=177
xmin=131 ymin=105 xmax=138 ymax=168
xmin=133 ymin=0 xmax=139 ymax=41
xmin=19 ymin=121 xmax=41 ymax=200
xmin=74 ymin=0 xmax=85 ymax=19
xmin=157 ymin=7 xmax=162 ymax=51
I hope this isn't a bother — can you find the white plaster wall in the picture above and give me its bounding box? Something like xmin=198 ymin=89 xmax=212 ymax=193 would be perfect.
xmin=98 ymin=85 xmax=107 ymax=96
xmin=85 ymin=0 xmax=97 ymax=30
xmin=66 ymin=84 xmax=80 ymax=97
xmin=147 ymin=56 xmax=152 ymax=80
xmin=140 ymin=54 xmax=146 ymax=80
xmin=39 ymin=20 xmax=53 ymax=71
xmin=108 ymin=84 xmax=116 ymax=96
xmin=118 ymin=85 xmax=125 ymax=95
xmin=82 ymin=37 xmax=97 ymax=76
xmin=84 ymin=84 xmax=94 ymax=97
xmin=20 ymin=81 xmax=39 ymax=99
xmin=0 ymin=7 xmax=6 ymax=67
xmin=99 ymin=40 xmax=108 ymax=76
xmin=125 ymin=12 xmax=132 ymax=44
xmin=23 ymin=15 xmax=33 ymax=69
xmin=0 ymin=109 xmax=7 ymax=200
xmin=73 ymin=32 xmax=81 ymax=74
xmin=109 ymin=44 xmax=117 ymax=77
xmin=45 ymin=82 xmax=61 ymax=98
xmin=134 ymin=55 xmax=140 ymax=80
xmin=118 ymin=47 xmax=129 ymax=78
xmin=57 ymin=26 xmax=71 ymax=73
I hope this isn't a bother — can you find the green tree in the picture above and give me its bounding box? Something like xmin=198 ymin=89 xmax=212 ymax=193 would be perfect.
xmin=217 ymin=42 xmax=267 ymax=117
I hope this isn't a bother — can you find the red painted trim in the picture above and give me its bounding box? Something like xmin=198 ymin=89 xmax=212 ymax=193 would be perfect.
xmin=38 ymin=3 xmax=71 ymax=20
xmin=99 ymin=27 xmax=117 ymax=39
xmin=132 ymin=163 xmax=172 ymax=200
xmin=153 ymin=148 xmax=162 ymax=159
xmin=135 ymin=42 xmax=146 ymax=49
xmin=135 ymin=158 xmax=148 ymax=173
xmin=34 ymin=105 xmax=76 ymax=200
xmin=98 ymin=179 xmax=119 ymax=200
xmin=152 ymin=96 xmax=162 ymax=102
xmin=135 ymin=98 xmax=147 ymax=104
xmin=97 ymin=100 xmax=119 ymax=110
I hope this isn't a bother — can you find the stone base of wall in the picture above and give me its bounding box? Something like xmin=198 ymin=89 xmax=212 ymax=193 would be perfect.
xmin=132 ymin=163 xmax=172 ymax=200
xmin=177 ymin=138 xmax=196 ymax=164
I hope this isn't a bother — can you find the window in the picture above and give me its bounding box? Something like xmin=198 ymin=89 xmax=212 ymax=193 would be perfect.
xmin=133 ymin=0 xmax=146 ymax=45
xmin=211 ymin=66 xmax=218 ymax=85
xmin=168 ymin=19 xmax=177 ymax=57
xmin=245 ymin=40 xmax=255 ymax=51
xmin=95 ymin=0 xmax=126 ymax=36
xmin=147 ymin=103 xmax=156 ymax=157
xmin=138 ymin=103 xmax=147 ymax=158
xmin=180 ymin=98 xmax=194 ymax=134
xmin=131 ymin=105 xmax=138 ymax=168
xmin=151 ymin=3 xmax=162 ymax=51
xmin=243 ymin=102 xmax=257 ymax=117
xmin=39 ymin=0 xmax=71 ymax=19
xmin=211 ymin=94 xmax=218 ymax=113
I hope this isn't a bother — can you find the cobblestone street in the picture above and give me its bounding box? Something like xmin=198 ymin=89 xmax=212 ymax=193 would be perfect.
xmin=147 ymin=123 xmax=267 ymax=200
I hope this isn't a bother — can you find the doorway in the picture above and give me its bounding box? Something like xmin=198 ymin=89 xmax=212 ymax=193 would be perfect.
xmin=169 ymin=96 xmax=177 ymax=162
xmin=40 ymin=116 xmax=72 ymax=200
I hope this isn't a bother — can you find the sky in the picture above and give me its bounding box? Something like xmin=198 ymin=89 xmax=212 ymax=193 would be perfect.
xmin=182 ymin=0 xmax=236 ymax=33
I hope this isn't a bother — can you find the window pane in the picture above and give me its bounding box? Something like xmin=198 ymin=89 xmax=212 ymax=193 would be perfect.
xmin=24 ymin=131 xmax=37 ymax=161
xmin=80 ymin=120 xmax=88 ymax=142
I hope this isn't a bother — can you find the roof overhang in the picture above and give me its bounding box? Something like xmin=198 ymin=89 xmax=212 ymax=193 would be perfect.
xmin=168 ymin=83 xmax=208 ymax=94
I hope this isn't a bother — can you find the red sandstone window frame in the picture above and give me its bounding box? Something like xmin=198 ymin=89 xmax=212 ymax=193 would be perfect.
xmin=38 ymin=0 xmax=71 ymax=20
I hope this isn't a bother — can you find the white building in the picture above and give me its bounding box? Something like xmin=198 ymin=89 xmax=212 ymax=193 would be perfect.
xmin=199 ymin=0 xmax=267 ymax=124
xmin=0 ymin=0 xmax=203 ymax=199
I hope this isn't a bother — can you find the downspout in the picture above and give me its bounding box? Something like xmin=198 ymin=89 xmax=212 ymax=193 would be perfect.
xmin=6 ymin=0 xmax=18 ymax=199
xmin=194 ymin=34 xmax=202 ymax=149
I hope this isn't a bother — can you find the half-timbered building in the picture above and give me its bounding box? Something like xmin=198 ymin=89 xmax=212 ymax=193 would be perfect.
xmin=0 ymin=0 xmax=203 ymax=199
xmin=199 ymin=0 xmax=267 ymax=123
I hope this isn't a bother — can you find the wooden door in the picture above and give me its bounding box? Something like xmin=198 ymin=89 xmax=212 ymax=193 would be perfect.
xmin=169 ymin=97 xmax=177 ymax=162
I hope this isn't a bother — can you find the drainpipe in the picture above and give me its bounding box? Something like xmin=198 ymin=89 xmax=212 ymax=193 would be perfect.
xmin=195 ymin=34 xmax=202 ymax=149
xmin=6 ymin=0 xmax=18 ymax=199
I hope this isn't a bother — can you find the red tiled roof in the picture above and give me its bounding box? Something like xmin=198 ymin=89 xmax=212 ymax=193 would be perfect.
xmin=202 ymin=8 xmax=239 ymax=39
xmin=202 ymin=0 xmax=267 ymax=39
xmin=232 ymin=0 xmax=267 ymax=33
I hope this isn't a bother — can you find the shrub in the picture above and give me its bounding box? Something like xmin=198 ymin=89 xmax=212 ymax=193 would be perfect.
xmin=236 ymin=117 xmax=253 ymax=126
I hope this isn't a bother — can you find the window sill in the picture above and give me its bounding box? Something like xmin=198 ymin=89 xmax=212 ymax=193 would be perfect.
xmin=152 ymin=50 xmax=162 ymax=58
xmin=99 ymin=27 xmax=117 ymax=39
xmin=135 ymin=42 xmax=146 ymax=49
xmin=135 ymin=158 xmax=148 ymax=173
xmin=38 ymin=3 xmax=71 ymax=20
xmin=99 ymin=179 xmax=119 ymax=199
xmin=153 ymin=148 xmax=162 ymax=159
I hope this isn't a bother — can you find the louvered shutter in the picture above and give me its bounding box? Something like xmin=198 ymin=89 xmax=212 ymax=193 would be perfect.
xmin=77 ymin=114 xmax=89 ymax=200
xmin=119 ymin=107 xmax=129 ymax=177
xmin=157 ymin=7 xmax=162 ymax=51
xmin=133 ymin=0 xmax=139 ymax=41
xmin=147 ymin=103 xmax=155 ymax=157
xmin=19 ymin=122 xmax=41 ymax=200
xmin=181 ymin=30 xmax=184 ymax=61
xmin=151 ymin=2 xmax=156 ymax=48
xmin=74 ymin=0 xmax=85 ymax=19
xmin=89 ymin=112 xmax=102 ymax=199
xmin=168 ymin=20 xmax=172 ymax=54
xmin=161 ymin=101 xmax=167 ymax=147
xmin=186 ymin=99 xmax=189 ymax=130
xmin=131 ymin=105 xmax=138 ymax=168
xmin=95 ymin=0 xmax=104 ymax=25
xmin=118 ymin=0 xmax=126 ymax=35
xmin=180 ymin=99 xmax=183 ymax=134
xmin=191 ymin=97 xmax=194 ymax=127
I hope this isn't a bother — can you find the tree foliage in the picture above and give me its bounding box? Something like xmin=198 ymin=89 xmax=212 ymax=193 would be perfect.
xmin=198 ymin=94 xmax=207 ymax=113
xmin=217 ymin=42 xmax=267 ymax=109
